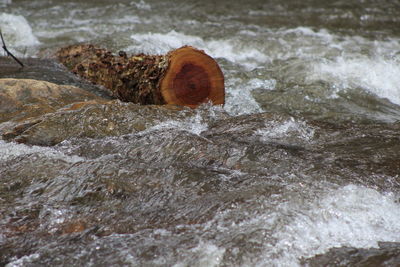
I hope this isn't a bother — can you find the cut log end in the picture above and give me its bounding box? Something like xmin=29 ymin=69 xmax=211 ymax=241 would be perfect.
xmin=56 ymin=45 xmax=225 ymax=108
xmin=161 ymin=46 xmax=225 ymax=108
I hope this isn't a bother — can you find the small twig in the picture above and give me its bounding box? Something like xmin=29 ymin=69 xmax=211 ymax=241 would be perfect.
xmin=0 ymin=28 xmax=24 ymax=68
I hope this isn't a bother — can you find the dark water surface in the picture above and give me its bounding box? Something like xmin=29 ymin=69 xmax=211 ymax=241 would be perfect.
xmin=1 ymin=0 xmax=400 ymax=266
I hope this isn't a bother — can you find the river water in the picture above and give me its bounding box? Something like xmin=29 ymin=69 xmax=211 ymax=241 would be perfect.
xmin=1 ymin=0 xmax=400 ymax=266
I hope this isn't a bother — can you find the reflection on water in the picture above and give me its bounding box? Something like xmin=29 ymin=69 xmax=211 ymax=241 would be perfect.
xmin=1 ymin=0 xmax=400 ymax=266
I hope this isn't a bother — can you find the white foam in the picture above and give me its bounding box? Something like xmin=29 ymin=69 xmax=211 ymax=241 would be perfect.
xmin=129 ymin=30 xmax=203 ymax=54
xmin=268 ymin=185 xmax=400 ymax=266
xmin=274 ymin=27 xmax=400 ymax=106
xmin=0 ymin=140 xmax=84 ymax=163
xmin=110 ymin=15 xmax=141 ymax=24
xmin=128 ymin=30 xmax=268 ymax=69
xmin=0 ymin=13 xmax=40 ymax=56
xmin=206 ymin=39 xmax=269 ymax=69
xmin=247 ymin=78 xmax=276 ymax=91
xmin=5 ymin=253 xmax=40 ymax=267
xmin=39 ymin=206 xmax=70 ymax=234
xmin=282 ymin=27 xmax=334 ymax=43
xmin=260 ymin=27 xmax=340 ymax=62
xmin=173 ymin=242 xmax=225 ymax=267
xmin=224 ymin=78 xmax=276 ymax=116
xmin=0 ymin=0 xmax=12 ymax=6
xmin=140 ymin=112 xmax=208 ymax=136
xmin=310 ymin=57 xmax=400 ymax=106
xmin=265 ymin=27 xmax=400 ymax=68
xmin=230 ymin=26 xmax=337 ymax=65
xmin=131 ymin=0 xmax=151 ymax=10
xmin=224 ymin=87 xmax=263 ymax=116
xmin=256 ymin=117 xmax=315 ymax=142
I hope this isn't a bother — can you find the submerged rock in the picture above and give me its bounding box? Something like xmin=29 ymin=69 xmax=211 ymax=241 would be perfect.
xmin=303 ymin=242 xmax=400 ymax=266
xmin=1 ymin=96 xmax=194 ymax=146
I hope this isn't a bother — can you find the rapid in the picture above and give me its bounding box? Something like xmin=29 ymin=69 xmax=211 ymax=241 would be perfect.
xmin=1 ymin=0 xmax=400 ymax=266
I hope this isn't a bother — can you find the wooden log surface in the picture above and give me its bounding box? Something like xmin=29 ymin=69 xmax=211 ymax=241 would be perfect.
xmin=56 ymin=45 xmax=225 ymax=108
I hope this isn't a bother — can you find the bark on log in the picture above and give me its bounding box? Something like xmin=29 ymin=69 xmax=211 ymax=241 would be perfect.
xmin=56 ymin=44 xmax=224 ymax=108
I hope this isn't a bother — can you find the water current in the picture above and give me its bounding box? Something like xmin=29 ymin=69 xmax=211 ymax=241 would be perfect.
xmin=1 ymin=0 xmax=400 ymax=266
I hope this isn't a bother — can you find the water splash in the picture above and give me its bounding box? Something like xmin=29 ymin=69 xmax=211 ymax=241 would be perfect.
xmin=0 ymin=13 xmax=40 ymax=57
xmin=269 ymin=185 xmax=400 ymax=266
xmin=0 ymin=0 xmax=11 ymax=8
xmin=128 ymin=30 xmax=268 ymax=69
xmin=131 ymin=0 xmax=151 ymax=11
xmin=0 ymin=140 xmax=84 ymax=163
xmin=139 ymin=112 xmax=209 ymax=136
xmin=173 ymin=242 xmax=225 ymax=267
xmin=255 ymin=117 xmax=315 ymax=143
xmin=5 ymin=253 xmax=40 ymax=267
xmin=225 ymin=78 xmax=276 ymax=116
xmin=310 ymin=57 xmax=400 ymax=106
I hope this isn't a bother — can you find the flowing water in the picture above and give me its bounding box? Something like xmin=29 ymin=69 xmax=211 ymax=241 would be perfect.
xmin=1 ymin=0 xmax=400 ymax=266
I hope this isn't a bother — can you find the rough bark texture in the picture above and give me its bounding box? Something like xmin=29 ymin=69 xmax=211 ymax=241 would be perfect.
xmin=56 ymin=45 xmax=225 ymax=108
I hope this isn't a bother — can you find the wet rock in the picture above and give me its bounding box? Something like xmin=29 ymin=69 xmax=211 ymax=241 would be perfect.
xmin=0 ymin=78 xmax=106 ymax=123
xmin=0 ymin=78 xmax=114 ymax=144
xmin=0 ymin=57 xmax=113 ymax=98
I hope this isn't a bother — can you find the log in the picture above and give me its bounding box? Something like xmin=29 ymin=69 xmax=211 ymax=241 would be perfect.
xmin=56 ymin=44 xmax=225 ymax=108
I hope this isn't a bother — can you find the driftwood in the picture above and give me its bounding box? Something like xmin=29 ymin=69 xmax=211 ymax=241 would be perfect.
xmin=57 ymin=45 xmax=225 ymax=108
